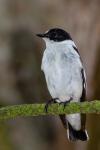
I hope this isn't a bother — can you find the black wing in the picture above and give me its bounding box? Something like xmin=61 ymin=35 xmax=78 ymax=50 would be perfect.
xmin=80 ymin=68 xmax=86 ymax=102
xmin=80 ymin=68 xmax=86 ymax=130
xmin=73 ymin=46 xmax=87 ymax=130
xmin=73 ymin=45 xmax=86 ymax=102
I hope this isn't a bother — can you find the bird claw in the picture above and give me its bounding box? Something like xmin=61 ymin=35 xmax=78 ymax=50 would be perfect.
xmin=59 ymin=98 xmax=73 ymax=110
xmin=45 ymin=98 xmax=58 ymax=113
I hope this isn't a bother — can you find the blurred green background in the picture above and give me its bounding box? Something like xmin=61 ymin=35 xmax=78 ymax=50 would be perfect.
xmin=0 ymin=0 xmax=100 ymax=150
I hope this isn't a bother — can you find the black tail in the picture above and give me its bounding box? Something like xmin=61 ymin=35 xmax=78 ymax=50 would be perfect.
xmin=67 ymin=123 xmax=89 ymax=141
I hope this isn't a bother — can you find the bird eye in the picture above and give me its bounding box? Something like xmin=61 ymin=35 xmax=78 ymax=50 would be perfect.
xmin=52 ymin=32 xmax=57 ymax=39
xmin=55 ymin=33 xmax=58 ymax=38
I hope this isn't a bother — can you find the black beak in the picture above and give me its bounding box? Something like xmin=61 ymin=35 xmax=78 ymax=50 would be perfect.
xmin=36 ymin=33 xmax=48 ymax=38
xmin=36 ymin=33 xmax=45 ymax=38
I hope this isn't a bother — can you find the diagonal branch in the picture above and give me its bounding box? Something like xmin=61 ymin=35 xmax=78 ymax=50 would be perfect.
xmin=0 ymin=100 xmax=100 ymax=120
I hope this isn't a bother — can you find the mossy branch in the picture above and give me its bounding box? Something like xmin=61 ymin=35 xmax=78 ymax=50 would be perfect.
xmin=0 ymin=100 xmax=100 ymax=120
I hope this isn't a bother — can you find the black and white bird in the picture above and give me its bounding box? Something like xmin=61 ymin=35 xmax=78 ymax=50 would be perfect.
xmin=37 ymin=28 xmax=89 ymax=141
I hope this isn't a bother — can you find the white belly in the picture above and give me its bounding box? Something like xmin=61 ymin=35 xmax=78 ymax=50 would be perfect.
xmin=43 ymin=60 xmax=82 ymax=102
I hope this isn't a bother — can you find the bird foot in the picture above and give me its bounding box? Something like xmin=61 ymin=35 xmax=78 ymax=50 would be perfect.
xmin=45 ymin=98 xmax=58 ymax=113
xmin=59 ymin=97 xmax=73 ymax=110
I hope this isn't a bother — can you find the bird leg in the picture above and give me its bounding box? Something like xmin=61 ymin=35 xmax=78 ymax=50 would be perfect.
xmin=59 ymin=97 xmax=73 ymax=110
xmin=45 ymin=98 xmax=59 ymax=113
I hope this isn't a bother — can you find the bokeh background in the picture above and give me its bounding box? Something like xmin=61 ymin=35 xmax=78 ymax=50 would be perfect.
xmin=0 ymin=0 xmax=100 ymax=150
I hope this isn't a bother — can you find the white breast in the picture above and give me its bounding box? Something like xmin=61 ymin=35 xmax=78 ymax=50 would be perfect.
xmin=41 ymin=40 xmax=83 ymax=102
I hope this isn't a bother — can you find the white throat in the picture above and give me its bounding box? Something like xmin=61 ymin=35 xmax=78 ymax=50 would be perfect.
xmin=43 ymin=38 xmax=76 ymax=48
xmin=42 ymin=38 xmax=80 ymax=61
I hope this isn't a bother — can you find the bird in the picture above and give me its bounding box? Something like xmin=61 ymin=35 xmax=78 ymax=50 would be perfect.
xmin=36 ymin=28 xmax=89 ymax=141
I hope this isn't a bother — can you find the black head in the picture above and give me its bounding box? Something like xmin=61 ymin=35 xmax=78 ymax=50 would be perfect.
xmin=36 ymin=28 xmax=72 ymax=42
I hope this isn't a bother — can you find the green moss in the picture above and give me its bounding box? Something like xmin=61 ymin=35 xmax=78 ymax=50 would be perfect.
xmin=0 ymin=100 xmax=99 ymax=120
